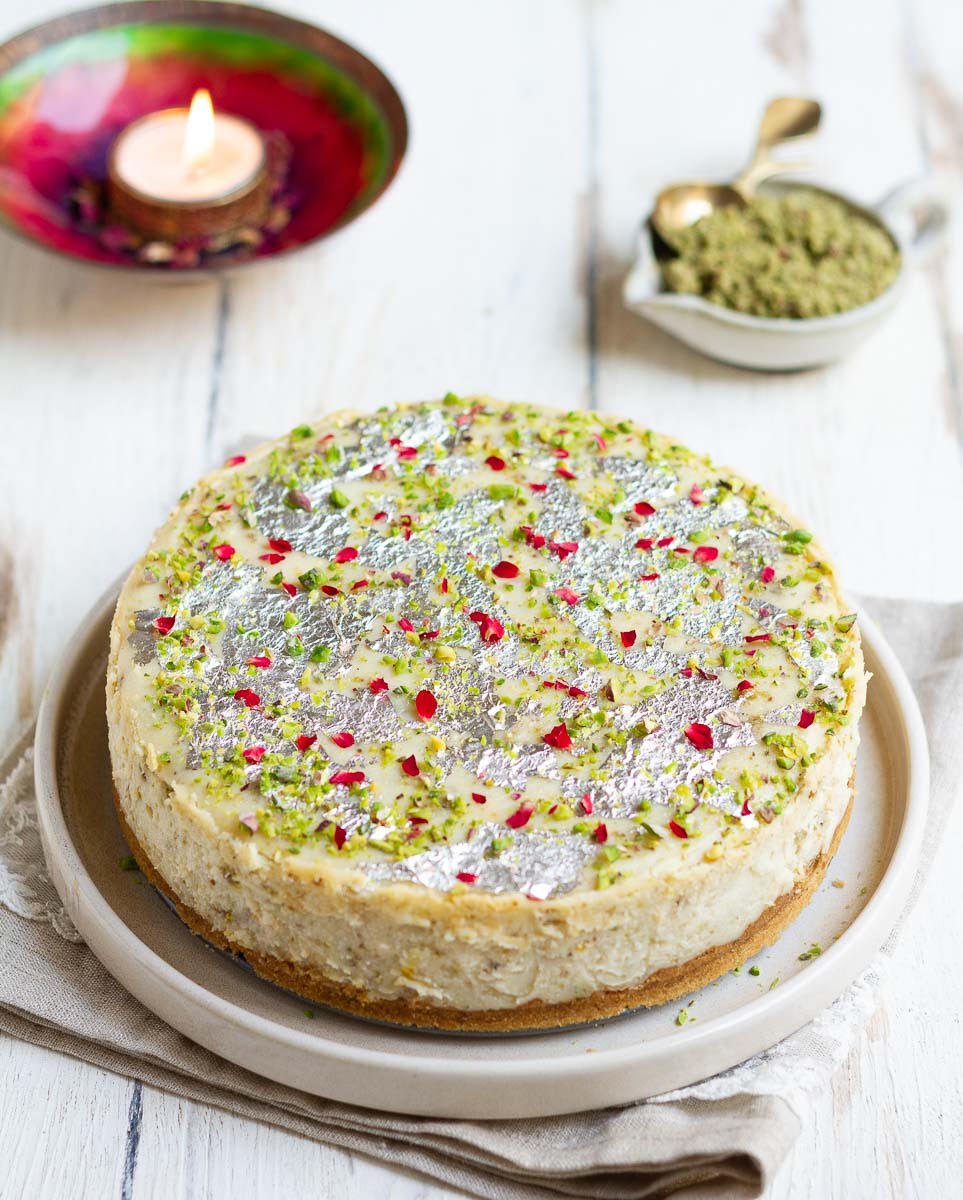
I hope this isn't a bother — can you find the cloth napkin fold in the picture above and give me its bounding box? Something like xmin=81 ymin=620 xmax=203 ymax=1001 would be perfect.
xmin=0 ymin=596 xmax=956 ymax=1200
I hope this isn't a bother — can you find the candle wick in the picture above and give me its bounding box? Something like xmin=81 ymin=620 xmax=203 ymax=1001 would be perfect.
xmin=185 ymin=154 xmax=213 ymax=181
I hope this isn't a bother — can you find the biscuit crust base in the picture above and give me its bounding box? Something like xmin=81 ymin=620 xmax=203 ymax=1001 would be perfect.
xmin=114 ymin=787 xmax=853 ymax=1034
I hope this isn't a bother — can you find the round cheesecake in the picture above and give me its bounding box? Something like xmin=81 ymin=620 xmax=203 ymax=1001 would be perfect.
xmin=107 ymin=396 xmax=867 ymax=1031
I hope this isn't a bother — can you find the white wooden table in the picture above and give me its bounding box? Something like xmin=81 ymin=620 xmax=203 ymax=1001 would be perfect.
xmin=2 ymin=1 xmax=961 ymax=1196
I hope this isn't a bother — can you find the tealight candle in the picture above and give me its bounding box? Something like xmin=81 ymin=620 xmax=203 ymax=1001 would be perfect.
xmin=108 ymin=90 xmax=270 ymax=241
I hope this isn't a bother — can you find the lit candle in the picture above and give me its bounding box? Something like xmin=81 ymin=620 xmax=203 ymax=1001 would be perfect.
xmin=108 ymin=90 xmax=270 ymax=241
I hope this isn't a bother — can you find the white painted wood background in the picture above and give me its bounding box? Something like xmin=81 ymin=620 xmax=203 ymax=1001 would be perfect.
xmin=1 ymin=0 xmax=961 ymax=1196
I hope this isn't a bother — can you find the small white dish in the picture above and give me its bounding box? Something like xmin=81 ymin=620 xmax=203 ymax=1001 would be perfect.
xmin=623 ymin=178 xmax=951 ymax=371
xmin=34 ymin=584 xmax=928 ymax=1118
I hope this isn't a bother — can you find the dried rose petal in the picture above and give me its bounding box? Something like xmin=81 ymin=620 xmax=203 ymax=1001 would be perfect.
xmin=469 ymin=611 xmax=505 ymax=643
xmin=668 ymin=819 xmax=688 ymax=839
xmin=505 ymin=804 xmax=534 ymax=829
xmin=456 ymin=872 xmax=478 ymax=884
xmin=334 ymin=825 xmax=347 ymax=849
xmin=580 ymin=794 xmax=594 ymax=815
xmin=657 ymin=536 xmax=674 ymax=548
xmin=635 ymin=537 xmax=654 ymax=551
xmin=634 ymin=501 xmax=655 ymax=516
xmin=246 ymin=655 xmax=271 ymax=669
xmin=259 ymin=553 xmax=285 ymax=565
xmin=548 ymin=540 xmax=579 ymax=560
xmin=296 ymin=734 xmax=318 ymax=752
xmin=224 ymin=454 xmax=246 ymax=467
xmin=553 ymin=587 xmax=580 ymax=606
xmin=234 ymin=689 xmax=260 ymax=707
xmin=213 ymin=543 xmax=235 ymax=561
xmin=693 ymin=546 xmax=719 ymax=564
xmin=398 ymin=618 xmax=415 ymax=632
xmin=281 ymin=582 xmax=297 ymax=597
xmin=760 ymin=565 xmax=776 ymax=583
xmin=684 ymin=722 xmax=714 ymax=750
xmin=798 ymin=709 xmax=815 ymax=729
xmin=485 ymin=455 xmax=506 ymax=471
xmin=471 ymin=792 xmax=487 ymax=804
xmin=741 ymin=800 xmax=752 ymax=817
xmin=396 ymin=445 xmax=418 ymax=460
xmin=334 ymin=547 xmax=358 ymax=564
xmin=594 ymin=822 xmax=608 ymax=844
xmin=330 ymin=731 xmax=354 ymax=749
xmin=689 ymin=484 xmax=706 ymax=505
xmin=401 ymin=754 xmax=420 ymax=777
xmin=239 ymin=813 xmax=258 ymax=832
xmin=370 ymin=677 xmax=389 ymax=694
xmin=745 ymin=633 xmax=771 ymax=644
xmin=555 ymin=465 xmax=576 ymax=480
xmin=269 ymin=537 xmax=293 ymax=553
xmin=620 ymin=629 xmax=637 ymax=648
xmin=543 ymin=722 xmax=572 ymax=750
xmin=528 ymin=481 xmax=548 ymax=493
xmin=242 ymin=746 xmax=265 ymax=764
xmin=415 ymin=689 xmax=438 ymax=720
xmin=640 ymin=572 xmax=660 ymax=581
xmin=736 ymin=680 xmax=754 ymax=693
xmin=330 ymin=770 xmax=365 ymax=786
xmin=493 ymin=560 xmax=520 ymax=579
xmin=153 ymin=615 xmax=175 ymax=635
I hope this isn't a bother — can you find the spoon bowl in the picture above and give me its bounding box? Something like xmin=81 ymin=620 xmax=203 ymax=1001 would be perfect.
xmin=651 ymin=183 xmax=747 ymax=245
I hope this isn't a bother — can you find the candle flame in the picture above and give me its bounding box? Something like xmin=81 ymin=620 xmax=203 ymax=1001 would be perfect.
xmin=182 ymin=88 xmax=215 ymax=174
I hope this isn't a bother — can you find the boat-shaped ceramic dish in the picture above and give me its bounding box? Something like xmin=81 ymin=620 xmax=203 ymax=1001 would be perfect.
xmin=623 ymin=178 xmax=949 ymax=371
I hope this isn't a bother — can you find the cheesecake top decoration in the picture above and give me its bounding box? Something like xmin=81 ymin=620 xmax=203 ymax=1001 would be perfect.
xmin=119 ymin=395 xmax=862 ymax=900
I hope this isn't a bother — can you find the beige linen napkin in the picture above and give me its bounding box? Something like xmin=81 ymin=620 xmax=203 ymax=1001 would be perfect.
xmin=0 ymin=597 xmax=954 ymax=1200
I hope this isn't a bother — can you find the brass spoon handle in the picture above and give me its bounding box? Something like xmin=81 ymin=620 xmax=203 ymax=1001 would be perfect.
xmin=733 ymin=96 xmax=822 ymax=197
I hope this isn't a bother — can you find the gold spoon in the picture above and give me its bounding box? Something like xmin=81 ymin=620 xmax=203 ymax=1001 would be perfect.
xmin=651 ymin=97 xmax=822 ymax=243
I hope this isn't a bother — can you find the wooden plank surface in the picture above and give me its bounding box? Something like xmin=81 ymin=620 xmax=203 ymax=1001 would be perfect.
xmin=0 ymin=1 xmax=960 ymax=1197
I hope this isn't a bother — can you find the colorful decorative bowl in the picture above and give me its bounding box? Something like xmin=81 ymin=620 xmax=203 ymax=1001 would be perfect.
xmin=0 ymin=1 xmax=408 ymax=274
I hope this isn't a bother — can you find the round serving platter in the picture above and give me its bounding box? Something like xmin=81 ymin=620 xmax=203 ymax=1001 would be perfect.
xmin=34 ymin=582 xmax=928 ymax=1119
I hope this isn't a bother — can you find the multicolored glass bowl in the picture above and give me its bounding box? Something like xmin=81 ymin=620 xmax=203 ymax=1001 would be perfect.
xmin=0 ymin=1 xmax=407 ymax=273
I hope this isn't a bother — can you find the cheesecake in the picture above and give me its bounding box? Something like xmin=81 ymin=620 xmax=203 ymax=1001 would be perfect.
xmin=107 ymin=396 xmax=866 ymax=1031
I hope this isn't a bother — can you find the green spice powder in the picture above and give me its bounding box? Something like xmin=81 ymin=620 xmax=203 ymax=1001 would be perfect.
xmin=660 ymin=189 xmax=901 ymax=319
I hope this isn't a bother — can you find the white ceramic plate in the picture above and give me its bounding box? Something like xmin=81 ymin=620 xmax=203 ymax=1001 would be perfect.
xmin=35 ymin=584 xmax=928 ymax=1119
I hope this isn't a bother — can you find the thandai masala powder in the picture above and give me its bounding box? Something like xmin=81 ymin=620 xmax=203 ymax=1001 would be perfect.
xmin=660 ymin=189 xmax=901 ymax=318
